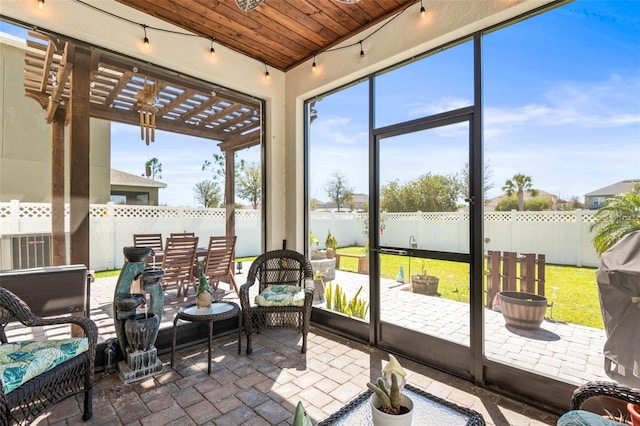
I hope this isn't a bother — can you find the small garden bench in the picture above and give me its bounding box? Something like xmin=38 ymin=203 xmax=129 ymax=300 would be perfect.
xmin=0 ymin=287 xmax=97 ymax=425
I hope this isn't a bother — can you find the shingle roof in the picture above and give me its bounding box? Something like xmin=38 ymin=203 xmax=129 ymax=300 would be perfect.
xmin=584 ymin=179 xmax=640 ymax=196
xmin=110 ymin=169 xmax=167 ymax=188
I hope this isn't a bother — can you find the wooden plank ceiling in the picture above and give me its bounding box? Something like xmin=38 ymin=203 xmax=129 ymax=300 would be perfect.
xmin=116 ymin=0 xmax=418 ymax=72
xmin=23 ymin=31 xmax=262 ymax=148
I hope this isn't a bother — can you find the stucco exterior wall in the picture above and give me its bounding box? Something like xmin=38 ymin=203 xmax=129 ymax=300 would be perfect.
xmin=0 ymin=36 xmax=112 ymax=204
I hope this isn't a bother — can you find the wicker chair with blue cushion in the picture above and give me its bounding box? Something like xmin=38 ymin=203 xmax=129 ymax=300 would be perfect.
xmin=557 ymin=381 xmax=640 ymax=426
xmin=0 ymin=287 xmax=97 ymax=425
xmin=239 ymin=250 xmax=314 ymax=355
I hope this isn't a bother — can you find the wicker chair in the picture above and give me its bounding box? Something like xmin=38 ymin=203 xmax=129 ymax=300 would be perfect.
xmin=0 ymin=287 xmax=97 ymax=425
xmin=557 ymin=381 xmax=640 ymax=425
xmin=239 ymin=250 xmax=314 ymax=355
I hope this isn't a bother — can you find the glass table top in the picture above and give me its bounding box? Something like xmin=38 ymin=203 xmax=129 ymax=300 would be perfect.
xmin=318 ymin=384 xmax=484 ymax=426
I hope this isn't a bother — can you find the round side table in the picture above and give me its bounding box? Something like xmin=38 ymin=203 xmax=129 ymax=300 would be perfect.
xmin=171 ymin=301 xmax=241 ymax=375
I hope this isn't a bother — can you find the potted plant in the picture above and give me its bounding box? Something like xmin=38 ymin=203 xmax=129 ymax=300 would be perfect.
xmin=367 ymin=355 xmax=413 ymax=425
xmin=325 ymin=229 xmax=338 ymax=259
xmin=410 ymin=259 xmax=439 ymax=296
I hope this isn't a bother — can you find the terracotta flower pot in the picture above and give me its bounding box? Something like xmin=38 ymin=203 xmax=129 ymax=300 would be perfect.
xmin=628 ymin=403 xmax=640 ymax=426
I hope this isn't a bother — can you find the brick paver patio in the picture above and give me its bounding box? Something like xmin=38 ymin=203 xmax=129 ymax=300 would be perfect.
xmin=5 ymin=266 xmax=612 ymax=425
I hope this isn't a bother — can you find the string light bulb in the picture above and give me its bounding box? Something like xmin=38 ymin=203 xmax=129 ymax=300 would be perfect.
xmin=210 ymin=38 xmax=216 ymax=56
xmin=142 ymin=25 xmax=150 ymax=49
xmin=312 ymin=53 xmax=317 ymax=72
xmin=264 ymin=62 xmax=270 ymax=80
xmin=420 ymin=0 xmax=426 ymax=18
xmin=359 ymin=41 xmax=365 ymax=58
xmin=37 ymin=0 xmax=45 ymax=9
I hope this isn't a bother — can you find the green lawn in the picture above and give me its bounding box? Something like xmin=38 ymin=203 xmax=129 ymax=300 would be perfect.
xmin=336 ymin=246 xmax=603 ymax=329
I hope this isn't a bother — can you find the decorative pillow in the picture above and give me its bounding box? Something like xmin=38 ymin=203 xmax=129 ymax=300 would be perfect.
xmin=255 ymin=285 xmax=305 ymax=307
xmin=0 ymin=338 xmax=89 ymax=395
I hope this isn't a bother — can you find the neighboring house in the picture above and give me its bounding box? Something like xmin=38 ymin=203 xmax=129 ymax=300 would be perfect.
xmin=584 ymin=179 xmax=640 ymax=210
xmin=110 ymin=169 xmax=166 ymax=206
xmin=484 ymin=190 xmax=559 ymax=211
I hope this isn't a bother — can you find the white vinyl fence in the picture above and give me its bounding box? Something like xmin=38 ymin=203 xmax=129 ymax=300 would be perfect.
xmin=0 ymin=201 xmax=600 ymax=271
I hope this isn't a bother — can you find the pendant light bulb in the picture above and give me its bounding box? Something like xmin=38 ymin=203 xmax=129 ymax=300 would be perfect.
xmin=210 ymin=38 xmax=216 ymax=56
xmin=312 ymin=53 xmax=317 ymax=72
xmin=142 ymin=25 xmax=150 ymax=49
xmin=359 ymin=41 xmax=365 ymax=58
xmin=264 ymin=62 xmax=270 ymax=80
xmin=420 ymin=1 xmax=426 ymax=18
xmin=37 ymin=0 xmax=45 ymax=10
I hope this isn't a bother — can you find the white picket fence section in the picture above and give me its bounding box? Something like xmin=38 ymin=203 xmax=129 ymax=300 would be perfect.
xmin=0 ymin=201 xmax=600 ymax=271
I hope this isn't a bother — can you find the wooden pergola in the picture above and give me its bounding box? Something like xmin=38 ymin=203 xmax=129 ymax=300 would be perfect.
xmin=23 ymin=31 xmax=262 ymax=267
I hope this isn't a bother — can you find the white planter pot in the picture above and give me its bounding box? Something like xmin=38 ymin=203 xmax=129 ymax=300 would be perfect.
xmin=370 ymin=394 xmax=414 ymax=426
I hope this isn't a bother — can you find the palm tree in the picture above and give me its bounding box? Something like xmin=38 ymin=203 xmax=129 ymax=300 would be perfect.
xmin=590 ymin=190 xmax=640 ymax=255
xmin=502 ymin=173 xmax=538 ymax=211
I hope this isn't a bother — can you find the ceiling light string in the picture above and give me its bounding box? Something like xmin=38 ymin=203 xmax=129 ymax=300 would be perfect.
xmin=305 ymin=0 xmax=417 ymax=73
xmin=70 ymin=0 xmax=422 ymax=79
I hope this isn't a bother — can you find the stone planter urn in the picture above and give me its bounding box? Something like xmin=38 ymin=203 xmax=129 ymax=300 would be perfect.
xmin=124 ymin=313 xmax=160 ymax=352
xmin=499 ymin=291 xmax=547 ymax=329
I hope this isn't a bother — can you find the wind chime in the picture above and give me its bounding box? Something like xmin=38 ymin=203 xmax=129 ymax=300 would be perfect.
xmin=135 ymin=77 xmax=158 ymax=145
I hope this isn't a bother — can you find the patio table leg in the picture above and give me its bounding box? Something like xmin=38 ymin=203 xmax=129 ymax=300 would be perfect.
xmin=238 ymin=313 xmax=242 ymax=354
xmin=207 ymin=320 xmax=213 ymax=375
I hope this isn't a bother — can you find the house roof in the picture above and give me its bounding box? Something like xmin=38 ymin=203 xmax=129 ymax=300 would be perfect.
xmin=584 ymin=179 xmax=640 ymax=197
xmin=110 ymin=169 xmax=167 ymax=188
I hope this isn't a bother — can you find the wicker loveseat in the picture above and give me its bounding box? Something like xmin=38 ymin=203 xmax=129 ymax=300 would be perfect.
xmin=0 ymin=287 xmax=97 ymax=425
xmin=239 ymin=250 xmax=314 ymax=355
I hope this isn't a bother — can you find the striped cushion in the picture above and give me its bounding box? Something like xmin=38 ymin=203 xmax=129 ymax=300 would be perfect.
xmin=0 ymin=338 xmax=88 ymax=394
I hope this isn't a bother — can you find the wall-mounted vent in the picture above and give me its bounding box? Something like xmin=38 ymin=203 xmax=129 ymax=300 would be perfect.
xmin=12 ymin=234 xmax=51 ymax=269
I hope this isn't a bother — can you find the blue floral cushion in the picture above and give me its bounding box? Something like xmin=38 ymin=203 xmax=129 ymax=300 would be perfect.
xmin=0 ymin=338 xmax=88 ymax=394
xmin=255 ymin=285 xmax=305 ymax=307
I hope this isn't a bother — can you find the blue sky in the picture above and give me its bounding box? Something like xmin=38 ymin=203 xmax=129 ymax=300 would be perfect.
xmin=110 ymin=123 xmax=260 ymax=207
xmin=2 ymin=0 xmax=638 ymax=206
xmin=308 ymin=0 xmax=640 ymax=203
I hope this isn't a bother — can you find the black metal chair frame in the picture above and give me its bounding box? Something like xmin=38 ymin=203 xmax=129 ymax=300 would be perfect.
xmin=0 ymin=287 xmax=97 ymax=426
xmin=239 ymin=250 xmax=314 ymax=355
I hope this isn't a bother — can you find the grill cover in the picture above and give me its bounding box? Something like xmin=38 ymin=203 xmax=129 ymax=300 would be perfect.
xmin=596 ymin=230 xmax=640 ymax=387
